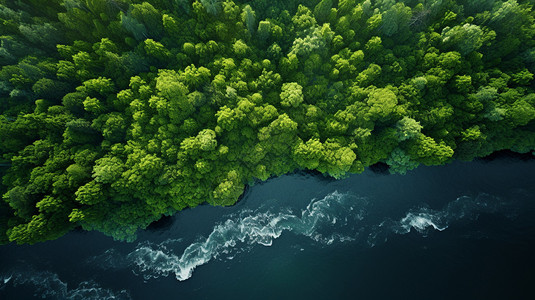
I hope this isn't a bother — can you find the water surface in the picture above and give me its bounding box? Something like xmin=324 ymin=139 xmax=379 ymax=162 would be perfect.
xmin=1 ymin=157 xmax=534 ymax=299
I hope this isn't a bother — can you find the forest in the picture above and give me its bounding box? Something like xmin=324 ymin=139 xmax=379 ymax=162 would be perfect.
xmin=0 ymin=0 xmax=534 ymax=244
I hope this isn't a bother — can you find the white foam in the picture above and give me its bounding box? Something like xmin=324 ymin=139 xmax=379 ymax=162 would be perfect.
xmin=126 ymin=191 xmax=366 ymax=281
xmin=398 ymin=212 xmax=447 ymax=233
xmin=373 ymin=193 xmax=510 ymax=243
xmin=0 ymin=269 xmax=131 ymax=299
xmin=92 ymin=192 xmax=512 ymax=282
xmin=3 ymin=275 xmax=12 ymax=284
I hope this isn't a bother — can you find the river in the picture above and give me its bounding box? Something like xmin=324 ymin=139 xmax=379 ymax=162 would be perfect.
xmin=1 ymin=154 xmax=534 ymax=299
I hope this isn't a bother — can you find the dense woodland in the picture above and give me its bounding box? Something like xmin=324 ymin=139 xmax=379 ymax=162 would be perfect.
xmin=0 ymin=0 xmax=534 ymax=244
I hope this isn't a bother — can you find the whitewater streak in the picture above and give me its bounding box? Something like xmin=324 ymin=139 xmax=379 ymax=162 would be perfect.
xmin=367 ymin=193 xmax=513 ymax=246
xmin=129 ymin=191 xmax=367 ymax=281
xmin=93 ymin=191 xmax=513 ymax=282
xmin=0 ymin=269 xmax=131 ymax=299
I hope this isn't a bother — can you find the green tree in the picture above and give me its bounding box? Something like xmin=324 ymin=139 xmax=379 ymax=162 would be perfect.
xmin=407 ymin=134 xmax=454 ymax=166
xmin=381 ymin=3 xmax=412 ymax=37
xmin=314 ymin=0 xmax=333 ymax=24
xmin=396 ymin=116 xmax=423 ymax=141
xmin=280 ymin=82 xmax=304 ymax=108
xmin=441 ymin=24 xmax=492 ymax=55
xmin=366 ymin=88 xmax=398 ymax=121
xmin=386 ymin=147 xmax=419 ymax=174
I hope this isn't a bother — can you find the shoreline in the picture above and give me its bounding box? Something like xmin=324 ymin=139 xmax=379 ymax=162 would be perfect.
xmin=145 ymin=149 xmax=535 ymax=230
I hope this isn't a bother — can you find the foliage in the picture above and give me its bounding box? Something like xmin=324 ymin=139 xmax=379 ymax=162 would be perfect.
xmin=0 ymin=0 xmax=534 ymax=244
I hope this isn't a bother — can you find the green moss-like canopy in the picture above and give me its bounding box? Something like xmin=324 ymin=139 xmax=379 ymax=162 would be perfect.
xmin=0 ymin=0 xmax=534 ymax=244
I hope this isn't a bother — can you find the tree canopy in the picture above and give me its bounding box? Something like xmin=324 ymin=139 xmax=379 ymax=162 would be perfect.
xmin=0 ymin=0 xmax=534 ymax=244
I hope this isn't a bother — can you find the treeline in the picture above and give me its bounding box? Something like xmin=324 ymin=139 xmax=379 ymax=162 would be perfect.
xmin=0 ymin=0 xmax=534 ymax=244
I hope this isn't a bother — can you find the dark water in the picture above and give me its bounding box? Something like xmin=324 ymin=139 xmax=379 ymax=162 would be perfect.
xmin=1 ymin=158 xmax=535 ymax=300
